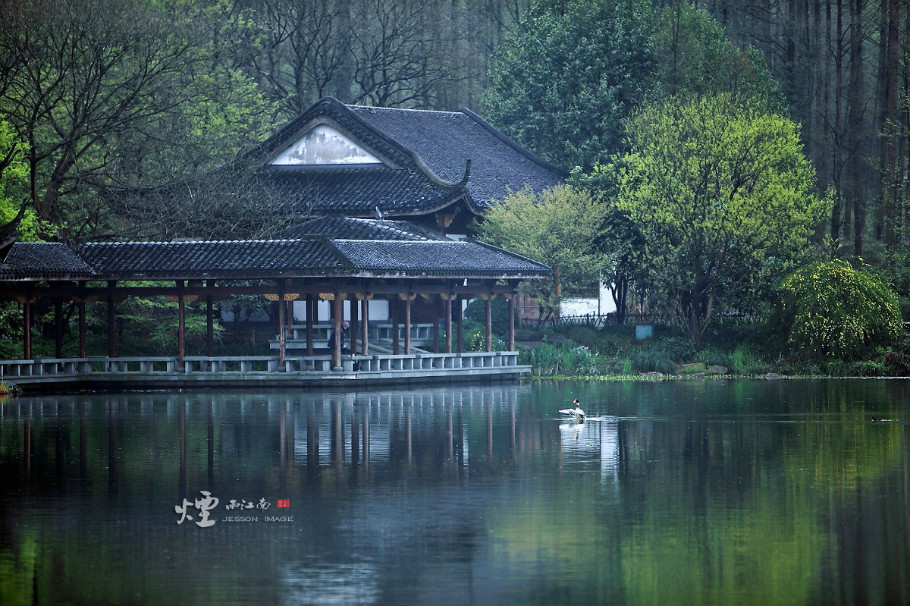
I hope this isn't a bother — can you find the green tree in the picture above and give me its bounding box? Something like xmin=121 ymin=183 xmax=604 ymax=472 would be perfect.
xmin=653 ymin=2 xmax=786 ymax=113
xmin=475 ymin=184 xmax=606 ymax=321
xmin=612 ymin=94 xmax=831 ymax=348
xmin=484 ymin=0 xmax=656 ymax=172
xmin=0 ymin=118 xmax=46 ymax=240
xmin=570 ymin=165 xmax=646 ymax=325
xmin=0 ymin=0 xmax=272 ymax=239
xmin=778 ymin=260 xmax=902 ymax=359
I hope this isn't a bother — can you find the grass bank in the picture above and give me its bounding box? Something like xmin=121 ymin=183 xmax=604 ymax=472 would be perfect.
xmin=514 ymin=320 xmax=910 ymax=378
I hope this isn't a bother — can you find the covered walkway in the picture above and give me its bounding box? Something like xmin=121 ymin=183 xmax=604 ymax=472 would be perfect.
xmin=0 ymin=220 xmax=549 ymax=391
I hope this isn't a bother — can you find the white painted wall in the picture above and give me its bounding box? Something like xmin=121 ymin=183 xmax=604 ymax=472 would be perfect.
xmin=561 ymin=282 xmax=616 ymax=316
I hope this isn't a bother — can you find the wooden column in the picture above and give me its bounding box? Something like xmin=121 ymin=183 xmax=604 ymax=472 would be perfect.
xmin=23 ymin=297 xmax=31 ymax=359
xmin=107 ymin=281 xmax=117 ymax=358
xmin=404 ymin=294 xmax=412 ymax=355
xmin=445 ymin=296 xmax=453 ymax=353
xmin=507 ymin=294 xmax=515 ymax=352
xmin=277 ymin=280 xmax=286 ymax=365
xmin=350 ymin=296 xmax=359 ymax=355
xmin=485 ymin=295 xmax=492 ymax=352
xmin=177 ymin=281 xmax=186 ymax=367
xmin=456 ymin=295 xmax=464 ymax=354
xmin=392 ymin=299 xmax=400 ymax=355
xmin=360 ymin=296 xmax=369 ymax=355
xmin=54 ymin=299 xmax=63 ymax=358
xmin=78 ymin=300 xmax=86 ymax=358
xmin=332 ymin=291 xmax=342 ymax=370
xmin=206 ymin=280 xmax=214 ymax=358
xmin=432 ymin=295 xmax=440 ymax=354
xmin=305 ymin=294 xmax=315 ymax=357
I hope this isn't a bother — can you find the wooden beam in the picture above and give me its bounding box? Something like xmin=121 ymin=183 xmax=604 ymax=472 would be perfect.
xmin=0 ymin=279 xmax=521 ymax=300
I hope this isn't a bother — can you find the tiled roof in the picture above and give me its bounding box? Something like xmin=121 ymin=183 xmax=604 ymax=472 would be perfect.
xmin=115 ymin=98 xmax=562 ymax=223
xmin=332 ymin=239 xmax=550 ymax=277
xmin=251 ymin=166 xmax=464 ymax=217
xmin=0 ymin=224 xmax=550 ymax=282
xmin=349 ymin=104 xmax=565 ymax=208
xmin=75 ymin=239 xmax=348 ymax=279
xmin=0 ymin=243 xmax=95 ymax=280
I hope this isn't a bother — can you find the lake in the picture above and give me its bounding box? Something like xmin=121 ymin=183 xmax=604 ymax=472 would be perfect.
xmin=0 ymin=379 xmax=907 ymax=606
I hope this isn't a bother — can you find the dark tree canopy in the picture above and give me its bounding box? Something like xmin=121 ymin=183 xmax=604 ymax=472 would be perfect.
xmin=484 ymin=0 xmax=657 ymax=172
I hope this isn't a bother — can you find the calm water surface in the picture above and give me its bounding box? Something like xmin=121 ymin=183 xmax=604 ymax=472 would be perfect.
xmin=0 ymin=379 xmax=908 ymax=606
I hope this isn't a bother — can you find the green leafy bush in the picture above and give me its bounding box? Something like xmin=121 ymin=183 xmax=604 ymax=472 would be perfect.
xmin=521 ymin=341 xmax=604 ymax=376
xmin=631 ymin=347 xmax=677 ymax=374
xmin=778 ymin=261 xmax=902 ymax=359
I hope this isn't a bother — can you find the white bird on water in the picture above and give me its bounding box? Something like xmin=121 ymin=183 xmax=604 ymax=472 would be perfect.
xmin=559 ymin=398 xmax=585 ymax=421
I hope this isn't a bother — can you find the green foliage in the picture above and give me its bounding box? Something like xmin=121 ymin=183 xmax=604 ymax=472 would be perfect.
xmin=612 ymin=93 xmax=831 ymax=348
xmin=0 ymin=119 xmax=50 ymax=240
xmin=0 ymin=301 xmax=23 ymax=359
xmin=631 ymin=346 xmax=677 ymax=374
xmin=485 ymin=0 xmax=657 ymax=171
xmin=521 ymin=340 xmax=605 ymax=376
xmin=652 ymin=3 xmax=786 ymax=112
xmin=462 ymin=319 xmax=506 ymax=352
xmin=778 ymin=260 xmax=903 ymax=359
xmin=475 ymin=184 xmax=606 ymax=315
xmin=0 ymin=0 xmax=273 ymax=239
xmin=464 ymin=298 xmax=511 ymax=336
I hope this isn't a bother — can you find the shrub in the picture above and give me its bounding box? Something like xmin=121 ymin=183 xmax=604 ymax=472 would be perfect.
xmin=464 ymin=298 xmax=512 ymax=336
xmin=522 ymin=341 xmax=604 ymax=376
xmin=631 ymin=346 xmax=677 ymax=374
xmin=848 ymin=360 xmax=887 ymax=377
xmin=778 ymin=261 xmax=903 ymax=359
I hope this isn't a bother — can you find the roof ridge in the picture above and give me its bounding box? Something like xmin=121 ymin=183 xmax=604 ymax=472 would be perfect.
xmin=348 ymin=104 xmax=464 ymax=117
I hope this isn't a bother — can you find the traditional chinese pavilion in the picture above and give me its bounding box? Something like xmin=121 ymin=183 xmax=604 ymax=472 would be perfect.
xmin=0 ymin=97 xmax=562 ymax=390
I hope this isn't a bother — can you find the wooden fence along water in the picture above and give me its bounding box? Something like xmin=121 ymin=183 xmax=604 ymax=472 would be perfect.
xmin=0 ymin=351 xmax=527 ymax=393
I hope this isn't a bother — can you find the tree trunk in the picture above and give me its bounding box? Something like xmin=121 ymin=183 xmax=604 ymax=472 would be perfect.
xmin=847 ymin=0 xmax=865 ymax=257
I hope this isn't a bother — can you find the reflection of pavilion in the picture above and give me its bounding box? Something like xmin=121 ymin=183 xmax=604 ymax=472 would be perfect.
xmin=3 ymin=388 xmax=634 ymax=487
xmin=558 ymin=417 xmax=620 ymax=480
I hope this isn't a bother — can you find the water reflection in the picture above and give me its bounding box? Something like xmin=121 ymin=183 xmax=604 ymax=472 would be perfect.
xmin=0 ymin=380 xmax=908 ymax=606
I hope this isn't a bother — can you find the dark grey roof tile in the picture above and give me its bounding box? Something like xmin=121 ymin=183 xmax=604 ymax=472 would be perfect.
xmin=332 ymin=239 xmax=549 ymax=277
xmin=284 ymin=217 xmax=446 ymax=241
xmin=0 ymin=243 xmax=95 ymax=280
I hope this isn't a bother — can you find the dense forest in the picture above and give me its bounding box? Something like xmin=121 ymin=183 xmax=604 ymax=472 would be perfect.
xmin=1 ymin=0 xmax=909 ymax=360
xmin=1 ymin=0 xmax=907 ymax=251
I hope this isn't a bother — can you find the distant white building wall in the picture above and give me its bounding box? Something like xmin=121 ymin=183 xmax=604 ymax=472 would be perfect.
xmin=561 ymin=282 xmax=617 ymax=316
